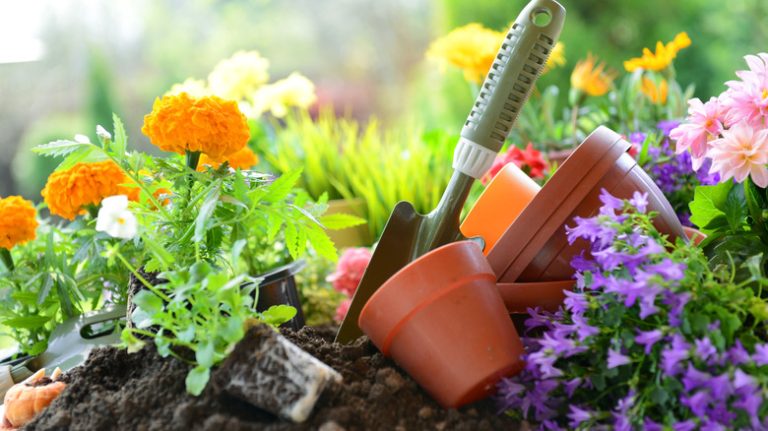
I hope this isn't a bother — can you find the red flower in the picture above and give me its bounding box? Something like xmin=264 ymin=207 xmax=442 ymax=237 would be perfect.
xmin=482 ymin=143 xmax=549 ymax=185
xmin=326 ymin=247 xmax=372 ymax=296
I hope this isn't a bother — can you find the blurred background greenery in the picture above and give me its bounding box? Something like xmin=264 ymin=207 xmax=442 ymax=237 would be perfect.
xmin=0 ymin=0 xmax=766 ymax=200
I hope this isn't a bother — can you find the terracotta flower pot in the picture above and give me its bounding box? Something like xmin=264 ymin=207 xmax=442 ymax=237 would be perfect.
xmin=358 ymin=241 xmax=523 ymax=408
xmin=461 ymin=163 xmax=541 ymax=254
xmin=488 ymin=126 xmax=685 ymax=286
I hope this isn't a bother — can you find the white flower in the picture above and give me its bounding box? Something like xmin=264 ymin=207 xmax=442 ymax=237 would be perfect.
xmin=96 ymin=125 xmax=111 ymax=141
xmin=96 ymin=195 xmax=138 ymax=239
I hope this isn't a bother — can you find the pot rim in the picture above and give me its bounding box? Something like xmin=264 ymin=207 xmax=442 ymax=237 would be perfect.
xmin=257 ymin=259 xmax=306 ymax=286
xmin=487 ymin=126 xmax=629 ymax=281
xmin=359 ymin=241 xmax=493 ymax=349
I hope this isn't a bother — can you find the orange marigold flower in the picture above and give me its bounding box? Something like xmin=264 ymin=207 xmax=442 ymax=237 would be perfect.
xmin=641 ymin=77 xmax=669 ymax=104
xmin=0 ymin=196 xmax=38 ymax=249
xmin=141 ymin=93 xmax=250 ymax=160
xmin=41 ymin=161 xmax=138 ymax=220
xmin=571 ymin=54 xmax=616 ymax=97
xmin=198 ymin=146 xmax=259 ymax=171
xmin=624 ymin=32 xmax=691 ymax=72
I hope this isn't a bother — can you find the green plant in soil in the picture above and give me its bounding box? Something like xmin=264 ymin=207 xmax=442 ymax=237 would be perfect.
xmin=31 ymin=113 xmax=363 ymax=394
xmin=121 ymin=260 xmax=296 ymax=395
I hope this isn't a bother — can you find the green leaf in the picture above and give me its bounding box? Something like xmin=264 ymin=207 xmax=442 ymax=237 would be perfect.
xmin=306 ymin=225 xmax=338 ymax=261
xmin=264 ymin=169 xmax=302 ymax=203
xmin=133 ymin=290 xmax=164 ymax=314
xmin=724 ymin=183 xmax=748 ymax=232
xmin=319 ymin=213 xmax=367 ymax=230
xmin=2 ymin=315 xmax=51 ymax=329
xmin=261 ymin=305 xmax=297 ymax=327
xmin=56 ymin=146 xmax=108 ymax=172
xmin=689 ymin=182 xmax=733 ymax=234
xmin=196 ymin=342 xmax=215 ymax=368
xmin=284 ymin=221 xmax=299 ymax=259
xmin=194 ymin=186 xmax=221 ymax=243
xmin=32 ymin=140 xmax=93 ymax=157
xmin=112 ymin=114 xmax=127 ymax=156
xmin=185 ymin=366 xmax=211 ymax=396
xmin=141 ymin=235 xmax=175 ymax=271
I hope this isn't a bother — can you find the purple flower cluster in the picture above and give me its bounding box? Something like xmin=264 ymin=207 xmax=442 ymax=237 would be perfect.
xmin=636 ymin=121 xmax=720 ymax=226
xmin=496 ymin=190 xmax=768 ymax=430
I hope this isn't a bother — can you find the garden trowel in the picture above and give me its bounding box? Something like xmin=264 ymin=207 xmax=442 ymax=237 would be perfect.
xmin=335 ymin=0 xmax=566 ymax=343
xmin=0 ymin=305 xmax=125 ymax=401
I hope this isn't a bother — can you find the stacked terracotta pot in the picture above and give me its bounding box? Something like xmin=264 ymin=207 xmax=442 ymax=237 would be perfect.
xmin=359 ymin=127 xmax=685 ymax=408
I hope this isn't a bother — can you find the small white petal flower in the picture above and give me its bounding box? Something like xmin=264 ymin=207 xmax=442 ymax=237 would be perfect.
xmin=96 ymin=195 xmax=137 ymax=239
xmin=96 ymin=125 xmax=112 ymax=141
xmin=74 ymin=134 xmax=91 ymax=144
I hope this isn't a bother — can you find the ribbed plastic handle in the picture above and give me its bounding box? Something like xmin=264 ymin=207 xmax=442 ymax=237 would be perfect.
xmin=454 ymin=0 xmax=565 ymax=179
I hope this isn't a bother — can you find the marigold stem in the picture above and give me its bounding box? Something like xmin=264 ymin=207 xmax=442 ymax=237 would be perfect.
xmin=186 ymin=151 xmax=201 ymax=171
xmin=0 ymin=248 xmax=14 ymax=271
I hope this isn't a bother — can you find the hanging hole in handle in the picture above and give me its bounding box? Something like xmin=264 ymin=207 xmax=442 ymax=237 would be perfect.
xmin=531 ymin=8 xmax=552 ymax=27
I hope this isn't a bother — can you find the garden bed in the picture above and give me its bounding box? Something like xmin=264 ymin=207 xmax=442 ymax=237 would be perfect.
xmin=23 ymin=326 xmax=516 ymax=431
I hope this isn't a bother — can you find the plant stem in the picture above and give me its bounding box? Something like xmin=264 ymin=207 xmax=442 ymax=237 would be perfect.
xmin=186 ymin=151 xmax=201 ymax=172
xmin=113 ymin=248 xmax=172 ymax=303
xmin=0 ymin=249 xmax=14 ymax=271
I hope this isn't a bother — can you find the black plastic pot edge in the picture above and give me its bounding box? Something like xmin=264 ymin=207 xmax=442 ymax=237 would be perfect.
xmin=255 ymin=259 xmax=307 ymax=331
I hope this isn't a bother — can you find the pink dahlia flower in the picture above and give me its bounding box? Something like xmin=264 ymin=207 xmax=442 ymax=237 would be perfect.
xmin=334 ymin=298 xmax=352 ymax=323
xmin=326 ymin=247 xmax=372 ymax=295
xmin=722 ymin=53 xmax=768 ymax=128
xmin=708 ymin=121 xmax=768 ymax=187
xmin=669 ymin=97 xmax=726 ymax=170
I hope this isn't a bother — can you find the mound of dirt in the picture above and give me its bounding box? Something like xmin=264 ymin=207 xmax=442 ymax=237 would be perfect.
xmin=24 ymin=326 xmax=519 ymax=430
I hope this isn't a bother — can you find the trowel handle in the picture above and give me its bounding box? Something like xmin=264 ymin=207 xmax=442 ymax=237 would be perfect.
xmin=453 ymin=0 xmax=565 ymax=180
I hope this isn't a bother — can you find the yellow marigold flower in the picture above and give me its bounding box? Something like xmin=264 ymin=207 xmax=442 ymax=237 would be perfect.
xmin=142 ymin=93 xmax=250 ymax=160
xmin=208 ymin=51 xmax=270 ymax=101
xmin=426 ymin=23 xmax=505 ymax=84
xmin=641 ymin=77 xmax=669 ymax=104
xmin=670 ymin=32 xmax=691 ymax=51
xmin=198 ymin=146 xmax=259 ymax=171
xmin=41 ymin=161 xmax=138 ymax=220
xmin=544 ymin=41 xmax=566 ymax=73
xmin=571 ymin=54 xmax=616 ymax=97
xmin=0 ymin=196 xmax=37 ymax=250
xmin=247 ymin=73 xmax=317 ymax=118
xmin=624 ymin=32 xmax=691 ymax=72
xmin=166 ymin=78 xmax=210 ymax=98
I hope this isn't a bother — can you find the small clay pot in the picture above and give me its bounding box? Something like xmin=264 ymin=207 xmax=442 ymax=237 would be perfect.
xmin=461 ymin=163 xmax=541 ymax=254
xmin=488 ymin=126 xmax=685 ymax=285
xmin=358 ymin=241 xmax=523 ymax=408
xmin=256 ymin=260 xmax=307 ymax=331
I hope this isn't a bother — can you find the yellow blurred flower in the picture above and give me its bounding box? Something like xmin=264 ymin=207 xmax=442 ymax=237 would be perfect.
xmin=248 ymin=72 xmax=317 ymax=118
xmin=41 ymin=161 xmax=138 ymax=220
xmin=208 ymin=51 xmax=270 ymax=101
xmin=141 ymin=93 xmax=250 ymax=160
xmin=571 ymin=54 xmax=616 ymax=97
xmin=198 ymin=146 xmax=259 ymax=171
xmin=544 ymin=42 xmax=566 ymax=73
xmin=427 ymin=23 xmax=505 ymax=84
xmin=624 ymin=32 xmax=691 ymax=72
xmin=641 ymin=77 xmax=669 ymax=104
xmin=0 ymin=196 xmax=37 ymax=250
xmin=166 ymin=78 xmax=210 ymax=98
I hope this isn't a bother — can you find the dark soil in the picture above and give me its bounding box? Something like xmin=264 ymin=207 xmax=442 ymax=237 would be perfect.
xmin=23 ymin=326 xmax=521 ymax=431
